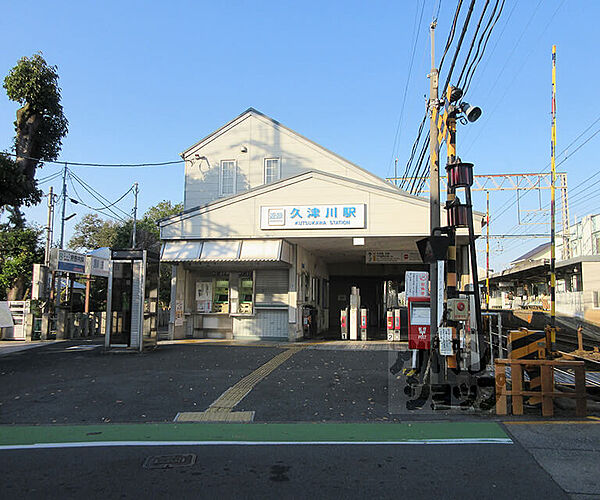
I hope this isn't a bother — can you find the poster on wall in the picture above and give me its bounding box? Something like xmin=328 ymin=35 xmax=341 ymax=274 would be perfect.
xmin=196 ymin=281 xmax=212 ymax=313
xmin=175 ymin=300 xmax=184 ymax=326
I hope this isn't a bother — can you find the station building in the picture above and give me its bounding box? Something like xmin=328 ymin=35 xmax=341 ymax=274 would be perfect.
xmin=159 ymin=108 xmax=482 ymax=341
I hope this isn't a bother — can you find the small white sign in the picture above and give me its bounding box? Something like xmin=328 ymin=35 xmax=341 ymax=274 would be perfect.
xmin=260 ymin=204 xmax=366 ymax=230
xmin=405 ymin=271 xmax=429 ymax=298
xmin=366 ymin=250 xmax=421 ymax=264
xmin=439 ymin=326 xmax=454 ymax=356
xmin=85 ymin=255 xmax=109 ymax=277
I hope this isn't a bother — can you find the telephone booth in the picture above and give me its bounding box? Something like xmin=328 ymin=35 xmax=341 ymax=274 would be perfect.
xmin=105 ymin=249 xmax=159 ymax=351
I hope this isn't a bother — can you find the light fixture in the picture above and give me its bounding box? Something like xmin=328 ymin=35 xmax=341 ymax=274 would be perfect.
xmin=448 ymin=86 xmax=463 ymax=103
xmin=64 ymin=213 xmax=77 ymax=221
xmin=459 ymin=102 xmax=482 ymax=122
xmin=353 ymin=237 xmax=365 ymax=246
xmin=240 ymin=145 xmax=248 ymax=153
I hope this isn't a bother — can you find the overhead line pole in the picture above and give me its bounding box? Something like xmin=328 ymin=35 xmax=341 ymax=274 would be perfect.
xmin=428 ymin=20 xmax=441 ymax=370
xmin=59 ymin=163 xmax=68 ymax=249
xmin=132 ymin=182 xmax=139 ymax=249
xmin=549 ymin=45 xmax=557 ymax=353
xmin=486 ymin=190 xmax=490 ymax=310
xmin=45 ymin=186 xmax=54 ymax=266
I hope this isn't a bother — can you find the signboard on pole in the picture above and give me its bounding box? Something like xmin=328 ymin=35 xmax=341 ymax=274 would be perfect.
xmin=405 ymin=271 xmax=429 ymax=298
xmin=85 ymin=255 xmax=110 ymax=277
xmin=49 ymin=248 xmax=86 ymax=274
xmin=439 ymin=326 xmax=453 ymax=356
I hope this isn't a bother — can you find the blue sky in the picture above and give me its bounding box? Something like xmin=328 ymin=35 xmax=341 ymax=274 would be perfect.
xmin=1 ymin=0 xmax=597 ymax=270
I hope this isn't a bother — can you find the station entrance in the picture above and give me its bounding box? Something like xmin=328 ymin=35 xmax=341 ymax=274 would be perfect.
xmin=326 ymin=263 xmax=429 ymax=340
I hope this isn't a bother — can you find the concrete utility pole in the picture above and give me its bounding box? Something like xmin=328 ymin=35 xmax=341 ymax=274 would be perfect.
xmin=45 ymin=186 xmax=55 ymax=266
xmin=59 ymin=163 xmax=67 ymax=249
xmin=132 ymin=182 xmax=139 ymax=249
xmin=428 ymin=20 xmax=441 ymax=344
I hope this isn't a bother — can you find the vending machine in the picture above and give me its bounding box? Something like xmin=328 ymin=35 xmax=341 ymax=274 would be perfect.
xmin=408 ymin=296 xmax=431 ymax=350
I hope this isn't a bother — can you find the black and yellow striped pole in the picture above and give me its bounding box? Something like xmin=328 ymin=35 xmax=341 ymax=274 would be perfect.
xmin=444 ymin=84 xmax=459 ymax=370
xmin=548 ymin=45 xmax=557 ymax=354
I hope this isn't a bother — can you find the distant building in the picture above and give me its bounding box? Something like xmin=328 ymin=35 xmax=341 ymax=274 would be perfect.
xmin=486 ymin=215 xmax=600 ymax=326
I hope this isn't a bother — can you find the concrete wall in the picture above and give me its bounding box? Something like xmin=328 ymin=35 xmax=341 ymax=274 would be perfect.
xmin=582 ymin=261 xmax=600 ymax=326
xmin=182 ymin=112 xmax=392 ymax=210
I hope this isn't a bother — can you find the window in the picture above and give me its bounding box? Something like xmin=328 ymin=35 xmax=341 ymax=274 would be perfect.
xmin=594 ymin=291 xmax=600 ymax=309
xmin=220 ymin=160 xmax=236 ymax=196
xmin=264 ymin=158 xmax=280 ymax=184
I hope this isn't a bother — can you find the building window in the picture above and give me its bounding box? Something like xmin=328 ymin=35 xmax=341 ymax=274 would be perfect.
xmin=264 ymin=158 xmax=280 ymax=184
xmin=220 ymin=160 xmax=236 ymax=196
xmin=594 ymin=291 xmax=600 ymax=309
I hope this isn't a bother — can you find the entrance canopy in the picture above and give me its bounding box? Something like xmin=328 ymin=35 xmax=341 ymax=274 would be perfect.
xmin=161 ymin=239 xmax=293 ymax=264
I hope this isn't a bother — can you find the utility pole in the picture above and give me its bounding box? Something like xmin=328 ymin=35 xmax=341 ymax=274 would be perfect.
xmin=394 ymin=158 xmax=398 ymax=187
xmin=549 ymin=45 xmax=557 ymax=352
xmin=486 ymin=190 xmax=490 ymax=310
xmin=45 ymin=186 xmax=54 ymax=266
xmin=59 ymin=162 xmax=68 ymax=249
xmin=132 ymin=182 xmax=139 ymax=249
xmin=428 ymin=20 xmax=441 ymax=350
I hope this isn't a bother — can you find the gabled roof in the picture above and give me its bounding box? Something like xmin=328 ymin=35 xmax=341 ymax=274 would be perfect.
xmin=159 ymin=169 xmax=428 ymax=227
xmin=511 ymin=242 xmax=551 ymax=264
xmin=181 ymin=107 xmax=397 ymax=192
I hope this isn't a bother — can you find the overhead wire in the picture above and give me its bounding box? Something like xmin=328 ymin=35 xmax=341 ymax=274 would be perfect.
xmin=2 ymin=151 xmax=183 ymax=168
xmin=68 ymin=170 xmax=131 ymax=220
xmin=387 ymin=0 xmax=427 ymax=178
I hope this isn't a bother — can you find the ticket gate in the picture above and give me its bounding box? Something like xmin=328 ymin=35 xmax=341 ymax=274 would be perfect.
xmin=340 ymin=308 xmax=348 ymax=340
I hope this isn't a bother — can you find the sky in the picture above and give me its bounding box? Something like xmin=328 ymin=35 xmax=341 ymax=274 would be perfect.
xmin=1 ymin=0 xmax=598 ymax=271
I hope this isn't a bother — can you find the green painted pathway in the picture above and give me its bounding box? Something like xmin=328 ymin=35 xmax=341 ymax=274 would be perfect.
xmin=0 ymin=422 xmax=511 ymax=448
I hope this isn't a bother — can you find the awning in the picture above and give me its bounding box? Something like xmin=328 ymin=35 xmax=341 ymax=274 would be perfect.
xmin=161 ymin=239 xmax=291 ymax=263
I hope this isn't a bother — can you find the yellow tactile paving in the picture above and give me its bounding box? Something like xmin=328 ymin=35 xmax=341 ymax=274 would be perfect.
xmin=174 ymin=347 xmax=304 ymax=423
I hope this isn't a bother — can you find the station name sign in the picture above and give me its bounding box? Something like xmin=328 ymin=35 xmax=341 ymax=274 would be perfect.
xmin=49 ymin=248 xmax=86 ymax=274
xmin=260 ymin=204 xmax=366 ymax=230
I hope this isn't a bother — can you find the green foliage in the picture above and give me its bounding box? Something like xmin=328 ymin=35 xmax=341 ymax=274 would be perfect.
xmin=0 ymin=153 xmax=41 ymax=207
xmin=4 ymin=52 xmax=68 ymax=162
xmin=67 ymin=200 xmax=182 ymax=306
xmin=68 ymin=214 xmax=118 ymax=251
xmin=0 ymin=222 xmax=44 ymax=300
xmin=143 ymin=200 xmax=183 ymax=226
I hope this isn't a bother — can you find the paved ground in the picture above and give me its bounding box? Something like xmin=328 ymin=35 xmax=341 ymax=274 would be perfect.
xmin=0 ymin=339 xmax=598 ymax=498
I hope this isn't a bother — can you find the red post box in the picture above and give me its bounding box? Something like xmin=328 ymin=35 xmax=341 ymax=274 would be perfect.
xmin=408 ymin=296 xmax=430 ymax=350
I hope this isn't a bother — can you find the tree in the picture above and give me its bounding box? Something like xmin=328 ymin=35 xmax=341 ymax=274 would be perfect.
xmin=68 ymin=214 xmax=118 ymax=251
xmin=67 ymin=201 xmax=183 ymax=306
xmin=1 ymin=53 xmax=68 ymax=208
xmin=0 ymin=221 xmax=44 ymax=300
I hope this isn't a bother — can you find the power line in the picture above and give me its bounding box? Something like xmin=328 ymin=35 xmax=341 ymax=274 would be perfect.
xmin=387 ymin=0 xmax=427 ymax=176
xmin=2 ymin=151 xmax=183 ymax=168
xmin=68 ymin=170 xmax=131 ymax=219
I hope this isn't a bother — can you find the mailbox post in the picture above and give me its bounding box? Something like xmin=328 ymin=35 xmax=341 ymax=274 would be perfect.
xmin=408 ymin=296 xmax=431 ymax=350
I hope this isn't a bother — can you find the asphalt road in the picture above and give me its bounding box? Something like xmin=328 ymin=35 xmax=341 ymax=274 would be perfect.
xmin=0 ymin=442 xmax=567 ymax=500
xmin=1 ymin=340 xmax=599 ymax=498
